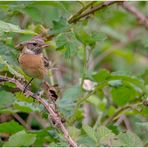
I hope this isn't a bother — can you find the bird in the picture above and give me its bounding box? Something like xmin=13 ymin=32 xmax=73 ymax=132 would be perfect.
xmin=17 ymin=36 xmax=50 ymax=92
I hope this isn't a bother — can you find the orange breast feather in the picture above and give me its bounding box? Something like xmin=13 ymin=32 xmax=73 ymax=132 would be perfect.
xmin=19 ymin=54 xmax=47 ymax=79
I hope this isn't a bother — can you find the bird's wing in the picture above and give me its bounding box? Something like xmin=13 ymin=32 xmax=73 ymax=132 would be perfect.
xmin=43 ymin=56 xmax=51 ymax=69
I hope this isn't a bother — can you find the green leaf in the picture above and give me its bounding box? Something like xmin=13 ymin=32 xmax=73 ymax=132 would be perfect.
xmin=33 ymin=128 xmax=56 ymax=146
xmin=77 ymin=135 xmax=96 ymax=147
xmin=91 ymin=32 xmax=107 ymax=42
xmin=0 ymin=42 xmax=18 ymax=65
xmin=118 ymin=131 xmax=143 ymax=147
xmin=15 ymin=92 xmax=33 ymax=103
xmin=75 ymin=29 xmax=93 ymax=45
xmin=14 ymin=101 xmax=41 ymax=113
xmin=83 ymin=125 xmax=97 ymax=143
xmin=92 ymin=69 xmax=110 ymax=83
xmin=68 ymin=126 xmax=80 ymax=141
xmin=51 ymin=18 xmax=70 ymax=34
xmin=111 ymin=86 xmax=136 ymax=106
xmin=86 ymin=95 xmax=100 ymax=107
xmin=0 ymin=91 xmax=16 ymax=109
xmin=0 ymin=120 xmax=24 ymax=134
xmin=0 ymin=56 xmax=23 ymax=78
xmin=24 ymin=6 xmax=42 ymax=22
xmin=0 ymin=20 xmax=36 ymax=35
xmin=56 ymin=85 xmax=82 ymax=117
xmin=3 ymin=130 xmax=36 ymax=147
xmin=56 ymin=32 xmax=80 ymax=58
xmin=97 ymin=126 xmax=116 ymax=146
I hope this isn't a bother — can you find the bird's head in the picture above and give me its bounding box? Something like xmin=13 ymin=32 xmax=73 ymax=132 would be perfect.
xmin=16 ymin=36 xmax=49 ymax=55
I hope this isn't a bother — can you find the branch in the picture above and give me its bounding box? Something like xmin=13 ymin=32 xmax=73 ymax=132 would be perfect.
xmin=104 ymin=102 xmax=142 ymax=125
xmin=0 ymin=76 xmax=77 ymax=147
xmin=120 ymin=2 xmax=148 ymax=29
xmin=68 ymin=1 xmax=121 ymax=24
xmin=68 ymin=1 xmax=96 ymax=23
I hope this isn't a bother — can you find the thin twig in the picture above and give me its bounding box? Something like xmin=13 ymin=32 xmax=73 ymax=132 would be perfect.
xmin=68 ymin=1 xmax=121 ymax=23
xmin=0 ymin=76 xmax=77 ymax=147
xmin=120 ymin=2 xmax=148 ymax=29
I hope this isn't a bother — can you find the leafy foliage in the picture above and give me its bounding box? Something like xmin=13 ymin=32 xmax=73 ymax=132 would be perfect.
xmin=0 ymin=1 xmax=148 ymax=147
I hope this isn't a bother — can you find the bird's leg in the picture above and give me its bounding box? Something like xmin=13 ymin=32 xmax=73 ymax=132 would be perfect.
xmin=23 ymin=78 xmax=34 ymax=93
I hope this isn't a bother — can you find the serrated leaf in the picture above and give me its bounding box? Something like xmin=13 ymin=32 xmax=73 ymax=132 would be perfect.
xmin=51 ymin=18 xmax=70 ymax=34
xmin=56 ymin=32 xmax=80 ymax=58
xmin=97 ymin=126 xmax=116 ymax=146
xmin=0 ymin=91 xmax=16 ymax=109
xmin=118 ymin=131 xmax=143 ymax=147
xmin=75 ymin=29 xmax=92 ymax=45
xmin=77 ymin=135 xmax=96 ymax=147
xmin=3 ymin=130 xmax=36 ymax=147
xmin=68 ymin=126 xmax=80 ymax=141
xmin=0 ymin=120 xmax=24 ymax=134
xmin=83 ymin=125 xmax=97 ymax=143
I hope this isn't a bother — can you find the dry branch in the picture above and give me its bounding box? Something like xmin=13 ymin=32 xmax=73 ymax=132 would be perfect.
xmin=120 ymin=2 xmax=148 ymax=29
xmin=0 ymin=76 xmax=77 ymax=147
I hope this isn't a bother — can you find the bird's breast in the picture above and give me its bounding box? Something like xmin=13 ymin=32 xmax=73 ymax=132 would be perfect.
xmin=19 ymin=53 xmax=47 ymax=79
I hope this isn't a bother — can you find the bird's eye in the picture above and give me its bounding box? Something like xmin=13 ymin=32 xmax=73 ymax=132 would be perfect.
xmin=32 ymin=43 xmax=37 ymax=46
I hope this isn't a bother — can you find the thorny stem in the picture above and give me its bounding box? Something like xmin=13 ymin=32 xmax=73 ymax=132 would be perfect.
xmin=0 ymin=76 xmax=77 ymax=147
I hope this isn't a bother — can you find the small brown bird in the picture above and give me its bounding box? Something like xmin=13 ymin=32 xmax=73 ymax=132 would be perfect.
xmin=17 ymin=36 xmax=49 ymax=92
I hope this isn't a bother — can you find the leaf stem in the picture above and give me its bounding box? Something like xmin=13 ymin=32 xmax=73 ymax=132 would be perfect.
xmin=104 ymin=102 xmax=143 ymax=125
xmin=81 ymin=45 xmax=87 ymax=88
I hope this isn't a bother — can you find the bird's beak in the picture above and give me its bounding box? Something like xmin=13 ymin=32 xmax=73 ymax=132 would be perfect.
xmin=41 ymin=44 xmax=49 ymax=49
